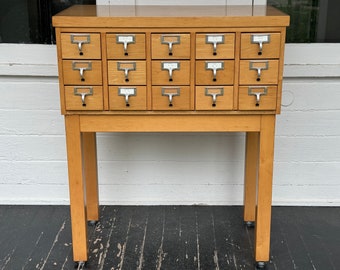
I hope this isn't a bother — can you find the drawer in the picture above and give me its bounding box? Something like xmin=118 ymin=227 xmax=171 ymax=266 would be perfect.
xmin=196 ymin=60 xmax=234 ymax=85
xmin=107 ymin=33 xmax=146 ymax=59
xmin=241 ymin=33 xmax=281 ymax=59
xmin=152 ymin=61 xmax=190 ymax=85
xmin=239 ymin=60 xmax=279 ymax=85
xmin=64 ymin=86 xmax=103 ymax=110
xmin=195 ymin=86 xmax=233 ymax=110
xmin=109 ymin=86 xmax=147 ymax=110
xmin=60 ymin=33 xmax=101 ymax=59
xmin=152 ymin=86 xmax=190 ymax=110
xmin=108 ymin=61 xmax=146 ymax=85
xmin=238 ymin=86 xmax=277 ymax=110
xmin=196 ymin=33 xmax=235 ymax=59
xmin=152 ymin=34 xmax=190 ymax=59
xmin=62 ymin=60 xmax=102 ymax=85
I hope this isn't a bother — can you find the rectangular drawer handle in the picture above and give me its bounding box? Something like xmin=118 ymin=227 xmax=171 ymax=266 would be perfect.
xmin=72 ymin=61 xmax=92 ymax=82
xmin=116 ymin=34 xmax=135 ymax=56
xmin=70 ymin=34 xmax=91 ymax=56
xmin=205 ymin=87 xmax=224 ymax=107
xmin=205 ymin=61 xmax=224 ymax=82
xmin=117 ymin=62 xmax=136 ymax=82
xmin=206 ymin=34 xmax=225 ymax=56
xmin=251 ymin=34 xmax=270 ymax=56
xmin=162 ymin=62 xmax=180 ymax=81
xmin=118 ymin=87 xmax=136 ymax=107
xmin=161 ymin=35 xmax=181 ymax=56
xmin=249 ymin=61 xmax=269 ymax=82
xmin=162 ymin=87 xmax=180 ymax=107
xmin=248 ymin=86 xmax=268 ymax=107
xmin=74 ymin=87 xmax=93 ymax=107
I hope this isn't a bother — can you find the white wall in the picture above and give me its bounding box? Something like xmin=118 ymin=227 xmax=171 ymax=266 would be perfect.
xmin=0 ymin=1 xmax=339 ymax=205
xmin=1 ymin=42 xmax=339 ymax=206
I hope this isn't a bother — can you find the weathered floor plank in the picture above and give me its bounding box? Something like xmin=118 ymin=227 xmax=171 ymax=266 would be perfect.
xmin=0 ymin=206 xmax=339 ymax=270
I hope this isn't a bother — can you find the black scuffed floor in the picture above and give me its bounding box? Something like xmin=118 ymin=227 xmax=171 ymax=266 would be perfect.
xmin=0 ymin=205 xmax=339 ymax=270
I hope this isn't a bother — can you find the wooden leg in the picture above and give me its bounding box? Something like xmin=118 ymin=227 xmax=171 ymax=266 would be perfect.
xmin=243 ymin=132 xmax=259 ymax=224
xmin=83 ymin=132 xmax=99 ymax=222
xmin=255 ymin=115 xmax=276 ymax=263
xmin=65 ymin=115 xmax=88 ymax=262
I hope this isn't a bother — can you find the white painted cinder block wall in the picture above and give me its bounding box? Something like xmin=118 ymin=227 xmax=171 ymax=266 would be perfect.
xmin=0 ymin=1 xmax=339 ymax=205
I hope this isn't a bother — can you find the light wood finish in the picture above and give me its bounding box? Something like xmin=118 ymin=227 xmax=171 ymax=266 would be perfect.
xmin=241 ymin=33 xmax=281 ymax=59
xmin=196 ymin=60 xmax=234 ymax=85
xmin=239 ymin=60 xmax=279 ymax=85
xmin=79 ymin=114 xmax=261 ymax=133
xmin=53 ymin=5 xmax=289 ymax=265
xmin=65 ymin=115 xmax=88 ymax=262
xmin=152 ymin=86 xmax=191 ymax=110
xmin=107 ymin=60 xmax=146 ymax=85
xmin=196 ymin=33 xmax=235 ymax=59
xmin=65 ymin=86 xmax=103 ymax=111
xmin=195 ymin=86 xmax=233 ymax=110
xmin=62 ymin=60 xmax=102 ymax=85
xmin=238 ymin=86 xmax=277 ymax=111
xmin=243 ymin=132 xmax=259 ymax=223
xmin=151 ymin=33 xmax=191 ymax=59
xmin=109 ymin=86 xmax=147 ymax=110
xmin=106 ymin=33 xmax=146 ymax=59
xmin=61 ymin=33 xmax=101 ymax=59
xmin=255 ymin=115 xmax=276 ymax=262
xmin=82 ymin=132 xmax=99 ymax=221
xmin=151 ymin=60 xmax=190 ymax=85
xmin=52 ymin=5 xmax=289 ymax=28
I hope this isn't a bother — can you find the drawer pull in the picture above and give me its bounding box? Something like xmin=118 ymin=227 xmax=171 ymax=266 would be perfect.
xmin=251 ymin=34 xmax=270 ymax=56
xmin=205 ymin=61 xmax=224 ymax=82
xmin=74 ymin=87 xmax=93 ymax=107
xmin=248 ymin=86 xmax=268 ymax=106
xmin=161 ymin=35 xmax=181 ymax=56
xmin=116 ymin=35 xmax=135 ymax=56
xmin=118 ymin=87 xmax=136 ymax=107
xmin=249 ymin=61 xmax=269 ymax=81
xmin=206 ymin=34 xmax=225 ymax=56
xmin=117 ymin=62 xmax=136 ymax=82
xmin=162 ymin=87 xmax=180 ymax=107
xmin=205 ymin=87 xmax=224 ymax=107
xmin=162 ymin=62 xmax=180 ymax=81
xmin=70 ymin=34 xmax=91 ymax=56
xmin=72 ymin=61 xmax=92 ymax=81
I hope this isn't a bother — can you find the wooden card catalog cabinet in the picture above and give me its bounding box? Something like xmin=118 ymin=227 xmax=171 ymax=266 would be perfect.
xmin=53 ymin=5 xmax=289 ymax=268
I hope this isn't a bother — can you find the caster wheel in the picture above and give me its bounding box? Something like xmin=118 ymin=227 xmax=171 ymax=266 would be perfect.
xmin=245 ymin=221 xmax=255 ymax=228
xmin=74 ymin=261 xmax=86 ymax=269
xmin=255 ymin=261 xmax=266 ymax=269
xmin=88 ymin=220 xmax=98 ymax=226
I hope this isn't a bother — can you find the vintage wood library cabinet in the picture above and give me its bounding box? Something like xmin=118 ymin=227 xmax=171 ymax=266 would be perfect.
xmin=53 ymin=5 xmax=289 ymax=268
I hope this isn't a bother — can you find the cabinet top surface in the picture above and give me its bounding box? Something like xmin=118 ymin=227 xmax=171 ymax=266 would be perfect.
xmin=52 ymin=5 xmax=289 ymax=28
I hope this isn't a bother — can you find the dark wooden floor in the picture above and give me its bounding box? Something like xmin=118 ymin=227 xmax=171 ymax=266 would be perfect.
xmin=0 ymin=206 xmax=339 ymax=270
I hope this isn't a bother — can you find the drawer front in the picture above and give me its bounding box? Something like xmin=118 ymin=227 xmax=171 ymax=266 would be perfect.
xmin=108 ymin=61 xmax=146 ymax=85
xmin=195 ymin=86 xmax=233 ymax=110
xmin=152 ymin=61 xmax=190 ymax=85
xmin=196 ymin=33 xmax=235 ymax=59
xmin=65 ymin=86 xmax=103 ymax=110
xmin=62 ymin=60 xmax=102 ymax=85
xmin=239 ymin=60 xmax=279 ymax=85
xmin=241 ymin=33 xmax=281 ymax=59
xmin=152 ymin=34 xmax=190 ymax=59
xmin=239 ymin=86 xmax=277 ymax=110
xmin=60 ymin=33 xmax=101 ymax=59
xmin=152 ymin=86 xmax=190 ymax=110
xmin=107 ymin=33 xmax=146 ymax=59
xmin=196 ymin=60 xmax=234 ymax=85
xmin=109 ymin=86 xmax=147 ymax=110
